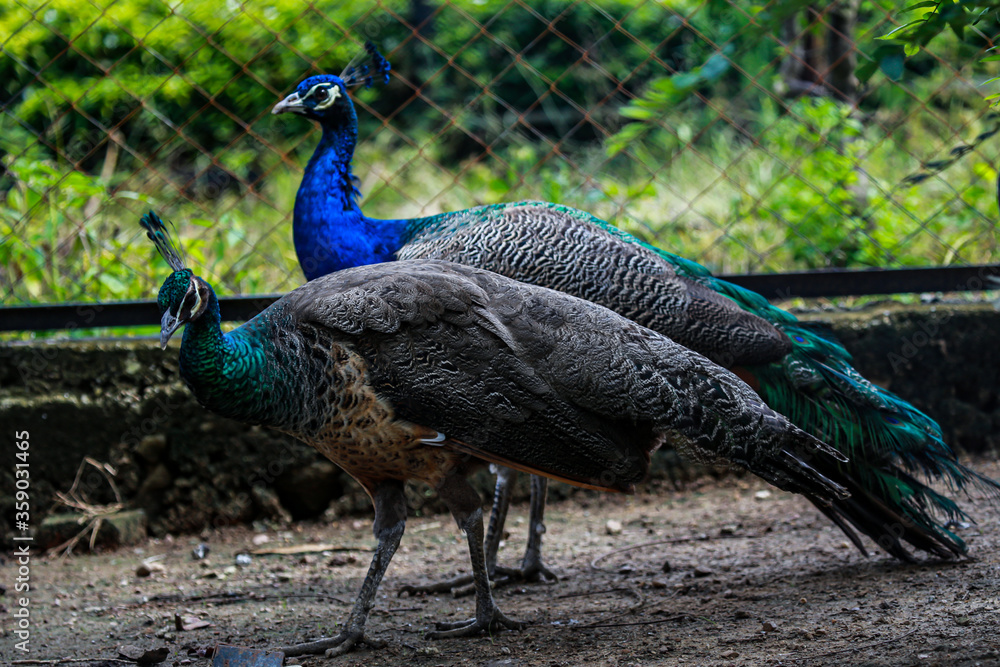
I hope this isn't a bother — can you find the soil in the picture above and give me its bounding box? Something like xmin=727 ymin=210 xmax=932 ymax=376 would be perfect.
xmin=3 ymin=460 xmax=999 ymax=667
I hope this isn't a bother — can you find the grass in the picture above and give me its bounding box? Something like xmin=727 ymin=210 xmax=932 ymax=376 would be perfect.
xmin=2 ymin=97 xmax=998 ymax=324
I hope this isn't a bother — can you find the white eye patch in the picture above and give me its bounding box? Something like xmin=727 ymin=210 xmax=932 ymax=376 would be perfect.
xmin=308 ymin=83 xmax=342 ymax=111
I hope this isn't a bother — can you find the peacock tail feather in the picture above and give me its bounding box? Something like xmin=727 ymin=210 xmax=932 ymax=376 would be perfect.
xmin=572 ymin=202 xmax=999 ymax=554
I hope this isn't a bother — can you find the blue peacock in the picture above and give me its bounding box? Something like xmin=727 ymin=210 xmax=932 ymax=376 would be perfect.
xmin=271 ymin=45 xmax=999 ymax=582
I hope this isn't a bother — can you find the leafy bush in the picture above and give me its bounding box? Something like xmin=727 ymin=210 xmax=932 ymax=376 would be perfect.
xmin=1 ymin=0 xmax=997 ymax=311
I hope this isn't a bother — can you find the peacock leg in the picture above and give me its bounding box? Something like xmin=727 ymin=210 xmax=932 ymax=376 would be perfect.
xmin=399 ymin=465 xmax=518 ymax=597
xmin=278 ymin=480 xmax=406 ymax=658
xmin=485 ymin=466 xmax=516 ymax=575
xmin=426 ymin=472 xmax=527 ymax=638
xmin=498 ymin=474 xmax=557 ymax=583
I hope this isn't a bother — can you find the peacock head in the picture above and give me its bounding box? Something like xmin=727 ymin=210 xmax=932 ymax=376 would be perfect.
xmin=139 ymin=211 xmax=213 ymax=349
xmin=156 ymin=270 xmax=213 ymax=349
xmin=272 ymin=41 xmax=390 ymax=124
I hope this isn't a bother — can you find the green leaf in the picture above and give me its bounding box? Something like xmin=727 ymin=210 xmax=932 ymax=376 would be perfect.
xmin=879 ymin=19 xmax=926 ymax=39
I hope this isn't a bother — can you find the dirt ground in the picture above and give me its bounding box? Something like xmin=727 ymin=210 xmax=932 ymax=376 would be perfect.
xmin=4 ymin=460 xmax=999 ymax=667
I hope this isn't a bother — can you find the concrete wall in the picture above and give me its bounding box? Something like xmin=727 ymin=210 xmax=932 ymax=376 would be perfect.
xmin=2 ymin=302 xmax=997 ymax=543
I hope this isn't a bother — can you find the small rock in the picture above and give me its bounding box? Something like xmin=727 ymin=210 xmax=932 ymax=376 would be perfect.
xmin=721 ymin=650 xmax=739 ymax=659
xmin=415 ymin=646 xmax=440 ymax=656
xmin=136 ymin=562 xmax=165 ymax=578
xmin=693 ymin=565 xmax=713 ymax=577
xmin=235 ymin=553 xmax=253 ymax=566
xmin=954 ymin=615 xmax=971 ymax=626
xmin=251 ymin=533 xmax=270 ymax=546
xmin=500 ymin=646 xmax=512 ymax=655
xmin=661 ymin=560 xmax=672 ymax=573
xmin=605 ymin=519 xmax=623 ymax=536
xmin=762 ymin=621 xmax=778 ymax=633
xmin=754 ymin=490 xmax=772 ymax=500
xmin=735 ymin=610 xmax=752 ymax=619
xmin=191 ymin=543 xmax=210 ymax=560
xmin=118 ymin=645 xmax=169 ymax=664
xmin=799 ymin=597 xmax=807 ymax=604
xmin=651 ymin=580 xmax=667 ymax=589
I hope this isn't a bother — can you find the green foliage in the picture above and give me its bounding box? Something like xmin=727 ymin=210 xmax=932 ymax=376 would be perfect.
xmin=1 ymin=151 xmax=141 ymax=302
xmin=739 ymin=99 xmax=873 ymax=268
xmin=867 ymin=1 xmax=1000 ymax=95
xmin=1 ymin=0 xmax=998 ymax=312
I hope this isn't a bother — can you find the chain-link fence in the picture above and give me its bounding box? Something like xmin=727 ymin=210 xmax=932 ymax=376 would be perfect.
xmin=2 ymin=0 xmax=998 ymax=309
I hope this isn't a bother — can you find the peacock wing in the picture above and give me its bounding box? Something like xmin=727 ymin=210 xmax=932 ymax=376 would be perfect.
xmin=282 ymin=260 xmax=731 ymax=491
xmin=400 ymin=202 xmax=792 ymax=367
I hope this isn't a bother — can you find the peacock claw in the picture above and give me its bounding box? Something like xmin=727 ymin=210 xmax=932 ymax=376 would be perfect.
xmin=399 ymin=560 xmax=557 ymax=599
xmin=496 ymin=558 xmax=558 ymax=584
xmin=277 ymin=629 xmax=386 ymax=657
xmin=426 ymin=606 xmax=526 ymax=639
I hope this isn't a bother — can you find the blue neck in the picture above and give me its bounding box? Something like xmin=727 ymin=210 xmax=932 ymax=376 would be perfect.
xmin=293 ymin=115 xmax=408 ymax=281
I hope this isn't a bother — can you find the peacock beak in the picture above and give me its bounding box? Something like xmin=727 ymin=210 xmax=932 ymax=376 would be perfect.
xmin=272 ymin=91 xmax=305 ymax=115
xmin=160 ymin=310 xmax=182 ymax=349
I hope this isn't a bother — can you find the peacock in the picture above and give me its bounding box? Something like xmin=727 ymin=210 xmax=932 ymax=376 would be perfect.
xmin=271 ymin=46 xmax=999 ymax=580
xmin=142 ymin=210 xmax=852 ymax=657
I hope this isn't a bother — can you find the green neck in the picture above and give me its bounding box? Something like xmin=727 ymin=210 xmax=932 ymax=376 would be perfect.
xmin=177 ymin=293 xmax=287 ymax=427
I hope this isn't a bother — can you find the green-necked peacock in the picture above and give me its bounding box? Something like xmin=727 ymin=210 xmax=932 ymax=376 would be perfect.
xmin=271 ymin=46 xmax=999 ymax=583
xmin=142 ymin=210 xmax=852 ymax=657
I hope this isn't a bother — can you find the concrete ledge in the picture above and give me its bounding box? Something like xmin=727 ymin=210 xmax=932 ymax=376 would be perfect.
xmin=2 ymin=302 xmax=997 ymax=543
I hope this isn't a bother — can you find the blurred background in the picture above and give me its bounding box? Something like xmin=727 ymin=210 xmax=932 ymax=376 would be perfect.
xmin=2 ymin=0 xmax=998 ymax=311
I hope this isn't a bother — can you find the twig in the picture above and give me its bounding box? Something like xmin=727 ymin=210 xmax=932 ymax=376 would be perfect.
xmin=47 ymin=457 xmax=125 ymax=558
xmin=571 ymin=612 xmax=693 ymax=629
xmin=552 ymin=586 xmax=646 ymax=627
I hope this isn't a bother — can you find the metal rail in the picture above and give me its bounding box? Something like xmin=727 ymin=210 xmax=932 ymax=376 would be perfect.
xmin=2 ymin=264 xmax=998 ymax=332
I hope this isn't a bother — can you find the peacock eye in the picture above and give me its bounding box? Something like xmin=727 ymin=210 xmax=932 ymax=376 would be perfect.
xmin=314 ymin=88 xmax=329 ymax=101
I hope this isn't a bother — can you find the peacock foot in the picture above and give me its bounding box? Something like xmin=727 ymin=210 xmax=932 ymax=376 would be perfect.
xmin=426 ymin=605 xmax=527 ymax=639
xmin=277 ymin=627 xmax=387 ymax=658
xmin=496 ymin=556 xmax=558 ymax=584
